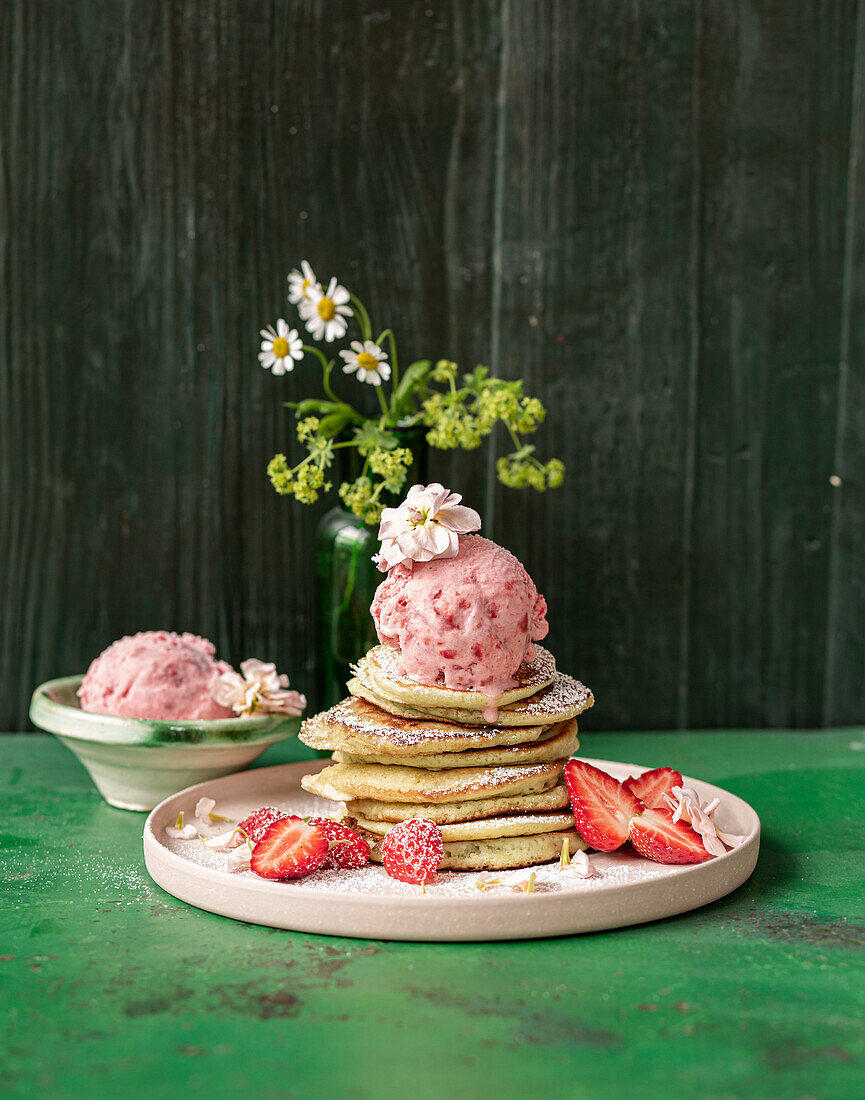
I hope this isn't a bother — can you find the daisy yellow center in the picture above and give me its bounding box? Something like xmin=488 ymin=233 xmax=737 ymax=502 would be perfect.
xmin=272 ymin=337 xmax=289 ymax=358
xmin=301 ymin=277 xmax=311 ymax=297
xmin=356 ymin=352 xmax=378 ymax=371
xmin=317 ymin=297 xmax=336 ymax=321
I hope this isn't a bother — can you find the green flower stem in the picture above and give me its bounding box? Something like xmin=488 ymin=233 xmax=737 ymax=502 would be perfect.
xmin=337 ymin=537 xmax=362 ymax=619
xmin=323 ymin=361 xmax=339 ymax=403
xmin=375 ymin=383 xmax=390 ymax=419
xmin=301 ymin=344 xmax=340 ymax=403
xmin=302 ymin=344 xmax=330 ymax=370
xmin=350 ymin=295 xmax=372 ymax=341
xmin=375 ymin=328 xmax=400 ymax=394
xmin=505 ymin=420 xmax=524 ymax=452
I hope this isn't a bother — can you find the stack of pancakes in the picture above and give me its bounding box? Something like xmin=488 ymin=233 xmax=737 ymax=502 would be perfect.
xmin=299 ymin=643 xmax=594 ymax=871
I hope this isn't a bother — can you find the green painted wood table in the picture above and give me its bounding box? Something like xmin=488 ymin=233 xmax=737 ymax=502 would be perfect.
xmin=3 ymin=730 xmax=863 ymax=1100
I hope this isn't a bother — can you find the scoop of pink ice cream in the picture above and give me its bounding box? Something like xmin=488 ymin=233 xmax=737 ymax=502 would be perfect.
xmin=370 ymin=535 xmax=549 ymax=704
xmin=78 ymin=631 xmax=235 ymax=720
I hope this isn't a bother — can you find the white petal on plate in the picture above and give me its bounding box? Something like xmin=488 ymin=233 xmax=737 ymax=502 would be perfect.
xmin=227 ymin=844 xmax=253 ymax=872
xmin=195 ymin=797 xmax=216 ymax=822
xmin=202 ymin=828 xmax=246 ymax=850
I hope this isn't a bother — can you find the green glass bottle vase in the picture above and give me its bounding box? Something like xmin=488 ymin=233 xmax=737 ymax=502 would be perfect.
xmin=316 ymin=507 xmax=382 ymax=709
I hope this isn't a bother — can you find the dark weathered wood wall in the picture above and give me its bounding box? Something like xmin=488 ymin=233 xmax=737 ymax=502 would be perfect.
xmin=1 ymin=0 xmax=863 ymax=732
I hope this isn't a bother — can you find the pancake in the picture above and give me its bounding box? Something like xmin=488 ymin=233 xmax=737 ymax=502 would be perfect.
xmin=331 ymin=719 xmax=578 ymax=770
xmin=299 ymin=695 xmax=554 ymax=757
xmin=361 ymin=827 xmax=586 ymax=871
xmin=300 ymin=760 xmax=566 ymax=804
xmin=354 ymin=643 xmax=556 ymax=714
xmin=350 ymin=811 xmax=576 ymax=842
xmin=349 ymin=670 xmax=593 ymax=728
xmin=345 ymin=783 xmax=572 ymax=824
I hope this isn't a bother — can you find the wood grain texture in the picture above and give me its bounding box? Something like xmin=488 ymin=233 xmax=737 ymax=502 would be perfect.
xmin=1 ymin=0 xmax=863 ymax=731
xmin=689 ymin=0 xmax=858 ymax=728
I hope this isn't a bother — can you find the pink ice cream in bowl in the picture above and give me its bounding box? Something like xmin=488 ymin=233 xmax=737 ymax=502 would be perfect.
xmin=370 ymin=484 xmax=550 ymax=720
xmin=30 ymin=631 xmax=306 ymax=812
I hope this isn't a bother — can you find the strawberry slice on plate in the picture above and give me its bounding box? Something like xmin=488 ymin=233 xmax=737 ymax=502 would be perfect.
xmin=564 ymin=759 xmax=645 ymax=851
xmin=250 ymin=816 xmax=329 ymax=880
xmin=628 ymin=807 xmax=712 ymax=864
xmin=623 ymin=766 xmax=683 ymax=809
xmin=307 ymin=817 xmax=371 ymax=870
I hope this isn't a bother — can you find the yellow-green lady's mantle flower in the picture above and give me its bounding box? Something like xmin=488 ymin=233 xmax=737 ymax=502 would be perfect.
xmin=262 ymin=261 xmax=565 ymax=523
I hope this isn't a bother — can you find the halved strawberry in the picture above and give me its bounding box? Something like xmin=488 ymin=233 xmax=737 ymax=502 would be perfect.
xmin=563 ymin=759 xmax=645 ymax=851
xmin=623 ymin=766 xmax=683 ymax=809
xmin=237 ymin=806 xmax=289 ymax=846
xmin=307 ymin=817 xmax=370 ymax=870
xmin=628 ymin=807 xmax=712 ymax=864
xmin=250 ymin=816 xmax=329 ymax=880
xmin=381 ymin=819 xmax=443 ymax=885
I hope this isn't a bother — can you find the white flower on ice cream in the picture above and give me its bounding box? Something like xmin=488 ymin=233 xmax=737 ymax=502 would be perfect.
xmin=287 ymin=260 xmax=318 ymax=305
xmin=339 ymin=340 xmax=390 ymax=386
xmin=373 ymin=483 xmax=482 ymax=572
xmin=209 ymin=659 xmax=307 ymax=718
xmin=301 ymin=276 xmax=352 ymax=343
xmin=259 ymin=319 xmax=303 ymax=375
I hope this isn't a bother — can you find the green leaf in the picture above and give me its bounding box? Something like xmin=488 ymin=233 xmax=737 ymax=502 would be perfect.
xmin=463 ymin=364 xmax=490 ymax=392
xmin=318 ymin=411 xmax=353 ymax=439
xmin=291 ymin=398 xmax=340 ymax=418
xmin=393 ymin=360 xmax=431 ymax=410
xmin=353 ymin=423 xmax=398 ymax=451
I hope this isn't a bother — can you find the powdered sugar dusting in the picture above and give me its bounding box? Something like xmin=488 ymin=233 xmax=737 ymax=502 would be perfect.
xmin=157 ymin=780 xmax=706 ymax=899
xmin=507 ymin=673 xmax=593 ymax=717
xmin=146 ymin=760 xmax=760 ymax=937
xmin=307 ymin=759 xmax=565 ymax=802
xmin=309 ymin=697 xmax=552 ymax=749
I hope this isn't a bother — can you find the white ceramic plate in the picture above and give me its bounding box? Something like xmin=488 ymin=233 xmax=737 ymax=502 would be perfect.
xmin=143 ymin=759 xmax=760 ymax=942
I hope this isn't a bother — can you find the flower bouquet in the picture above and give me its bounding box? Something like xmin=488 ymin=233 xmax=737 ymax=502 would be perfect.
xmin=258 ymin=261 xmax=564 ymax=705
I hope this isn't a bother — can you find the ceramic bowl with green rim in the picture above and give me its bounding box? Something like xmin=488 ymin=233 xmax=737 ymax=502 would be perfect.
xmin=30 ymin=675 xmax=301 ymax=812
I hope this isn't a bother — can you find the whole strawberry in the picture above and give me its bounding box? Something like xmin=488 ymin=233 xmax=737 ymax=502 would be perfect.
xmin=381 ymin=818 xmax=443 ymax=885
xmin=307 ymin=817 xmax=371 ymax=869
xmin=237 ymin=806 xmax=289 ymax=846
xmin=250 ymin=816 xmax=329 ymax=880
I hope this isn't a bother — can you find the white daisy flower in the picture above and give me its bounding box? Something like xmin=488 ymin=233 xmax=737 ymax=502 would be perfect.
xmin=339 ymin=340 xmax=391 ymax=386
xmin=259 ymin=319 xmax=303 ymax=375
xmin=302 ymin=277 xmax=352 ymax=343
xmin=287 ymin=260 xmax=318 ymax=305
